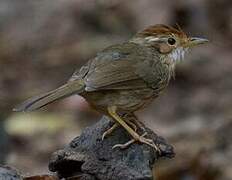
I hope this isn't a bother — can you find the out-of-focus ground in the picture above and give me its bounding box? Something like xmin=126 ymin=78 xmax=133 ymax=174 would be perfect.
xmin=0 ymin=0 xmax=231 ymax=179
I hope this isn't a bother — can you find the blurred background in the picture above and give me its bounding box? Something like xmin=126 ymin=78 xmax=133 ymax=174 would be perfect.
xmin=0 ymin=0 xmax=231 ymax=179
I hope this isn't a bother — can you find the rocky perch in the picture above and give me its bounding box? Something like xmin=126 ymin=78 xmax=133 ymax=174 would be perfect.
xmin=49 ymin=116 xmax=175 ymax=180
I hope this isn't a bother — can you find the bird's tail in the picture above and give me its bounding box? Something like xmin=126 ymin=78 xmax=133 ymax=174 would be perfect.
xmin=13 ymin=80 xmax=85 ymax=112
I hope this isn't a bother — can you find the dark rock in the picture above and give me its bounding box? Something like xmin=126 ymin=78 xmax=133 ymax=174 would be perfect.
xmin=49 ymin=116 xmax=174 ymax=180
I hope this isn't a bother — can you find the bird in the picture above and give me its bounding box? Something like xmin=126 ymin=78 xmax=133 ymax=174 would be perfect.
xmin=14 ymin=24 xmax=208 ymax=152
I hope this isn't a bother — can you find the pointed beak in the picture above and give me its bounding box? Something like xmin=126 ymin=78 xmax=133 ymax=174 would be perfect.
xmin=186 ymin=37 xmax=209 ymax=47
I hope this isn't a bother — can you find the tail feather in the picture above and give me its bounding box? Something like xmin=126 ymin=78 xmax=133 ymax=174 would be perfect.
xmin=13 ymin=80 xmax=85 ymax=112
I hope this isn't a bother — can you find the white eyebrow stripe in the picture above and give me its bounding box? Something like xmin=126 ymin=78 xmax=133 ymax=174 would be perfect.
xmin=144 ymin=36 xmax=160 ymax=42
xmin=145 ymin=36 xmax=168 ymax=43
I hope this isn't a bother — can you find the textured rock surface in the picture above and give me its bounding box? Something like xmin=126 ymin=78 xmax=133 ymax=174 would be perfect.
xmin=49 ymin=116 xmax=174 ymax=180
xmin=0 ymin=165 xmax=22 ymax=180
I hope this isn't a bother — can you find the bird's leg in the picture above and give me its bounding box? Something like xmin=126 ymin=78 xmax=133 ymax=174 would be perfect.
xmin=108 ymin=106 xmax=140 ymax=140
xmin=123 ymin=113 xmax=145 ymax=132
xmin=125 ymin=119 xmax=137 ymax=132
xmin=101 ymin=115 xmax=137 ymax=140
xmin=108 ymin=106 xmax=161 ymax=153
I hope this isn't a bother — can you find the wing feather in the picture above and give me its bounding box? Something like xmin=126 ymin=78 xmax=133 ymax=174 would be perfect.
xmin=70 ymin=42 xmax=160 ymax=91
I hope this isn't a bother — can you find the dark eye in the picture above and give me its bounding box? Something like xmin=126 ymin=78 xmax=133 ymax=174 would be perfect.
xmin=167 ymin=37 xmax=176 ymax=45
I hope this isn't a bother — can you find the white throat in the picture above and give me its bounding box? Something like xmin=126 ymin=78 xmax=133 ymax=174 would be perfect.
xmin=168 ymin=47 xmax=188 ymax=63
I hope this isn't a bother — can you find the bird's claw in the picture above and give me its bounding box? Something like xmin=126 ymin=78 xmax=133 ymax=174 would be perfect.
xmin=101 ymin=123 xmax=119 ymax=140
xmin=112 ymin=132 xmax=161 ymax=154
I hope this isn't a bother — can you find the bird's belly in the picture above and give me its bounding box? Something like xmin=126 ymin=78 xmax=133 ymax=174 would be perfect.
xmin=82 ymin=88 xmax=157 ymax=113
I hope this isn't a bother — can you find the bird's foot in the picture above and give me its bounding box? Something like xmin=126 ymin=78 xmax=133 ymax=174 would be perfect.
xmin=102 ymin=123 xmax=119 ymax=140
xmin=139 ymin=134 xmax=161 ymax=154
xmin=113 ymin=132 xmax=161 ymax=154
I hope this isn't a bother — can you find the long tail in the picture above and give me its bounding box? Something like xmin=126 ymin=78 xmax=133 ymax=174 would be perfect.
xmin=13 ymin=80 xmax=85 ymax=112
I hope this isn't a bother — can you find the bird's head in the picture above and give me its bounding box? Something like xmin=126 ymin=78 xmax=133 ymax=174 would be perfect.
xmin=131 ymin=24 xmax=208 ymax=63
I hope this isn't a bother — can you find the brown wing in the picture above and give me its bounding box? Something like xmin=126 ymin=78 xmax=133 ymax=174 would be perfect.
xmin=70 ymin=42 xmax=161 ymax=91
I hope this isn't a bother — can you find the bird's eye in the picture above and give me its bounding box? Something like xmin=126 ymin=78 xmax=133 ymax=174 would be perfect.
xmin=167 ymin=37 xmax=176 ymax=45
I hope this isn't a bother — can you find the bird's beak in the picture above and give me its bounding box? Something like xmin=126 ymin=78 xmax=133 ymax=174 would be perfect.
xmin=186 ymin=37 xmax=209 ymax=47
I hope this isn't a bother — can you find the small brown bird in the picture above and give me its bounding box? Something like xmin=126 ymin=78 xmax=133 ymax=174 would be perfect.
xmin=14 ymin=24 xmax=208 ymax=151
